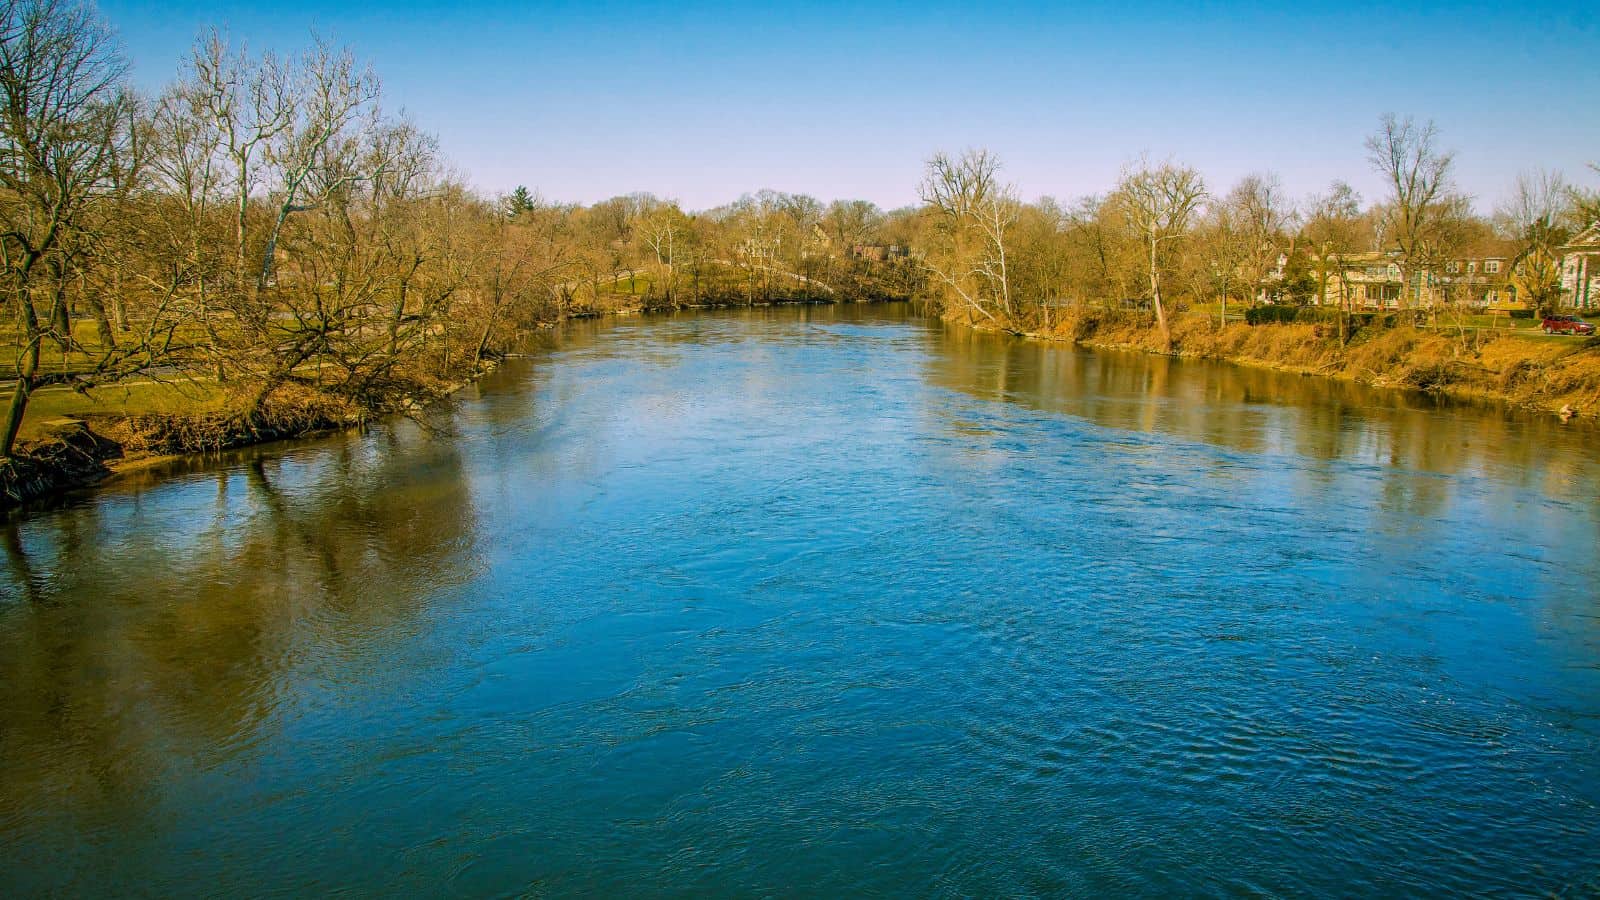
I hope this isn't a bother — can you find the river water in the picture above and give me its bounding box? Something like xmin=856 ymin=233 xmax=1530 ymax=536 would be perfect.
xmin=2 ymin=303 xmax=1597 ymax=896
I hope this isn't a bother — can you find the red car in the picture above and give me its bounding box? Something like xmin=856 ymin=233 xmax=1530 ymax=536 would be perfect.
xmin=1542 ymin=315 xmax=1596 ymax=335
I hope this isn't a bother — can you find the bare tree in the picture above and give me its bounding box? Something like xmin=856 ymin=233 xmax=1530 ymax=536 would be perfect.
xmin=1198 ymin=201 xmax=1248 ymax=327
xmin=256 ymin=38 xmax=379 ymax=292
xmin=919 ymin=148 xmax=1020 ymax=326
xmin=822 ymin=199 xmax=882 ymax=251
xmin=635 ymin=198 xmax=685 ymax=306
xmin=1302 ymin=181 xmax=1367 ymax=342
xmin=189 ymin=32 xmax=292 ymax=300
xmin=1062 ymin=194 xmax=1139 ymax=306
xmin=0 ymin=0 xmax=127 ymax=457
xmin=1366 ymin=114 xmax=1456 ymax=309
xmin=469 ymin=194 xmax=573 ymax=364
xmin=1228 ymin=172 xmax=1295 ymax=303
xmin=1496 ymin=168 xmax=1569 ymax=312
xmin=1114 ymin=158 xmax=1207 ymax=348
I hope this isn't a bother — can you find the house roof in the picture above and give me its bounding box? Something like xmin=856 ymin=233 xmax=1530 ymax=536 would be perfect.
xmin=1560 ymin=220 xmax=1600 ymax=253
xmin=1329 ymin=250 xmax=1394 ymax=264
xmin=1460 ymin=236 xmax=1521 ymax=260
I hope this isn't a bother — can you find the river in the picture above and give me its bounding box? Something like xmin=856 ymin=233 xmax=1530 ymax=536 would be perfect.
xmin=2 ymin=303 xmax=1597 ymax=895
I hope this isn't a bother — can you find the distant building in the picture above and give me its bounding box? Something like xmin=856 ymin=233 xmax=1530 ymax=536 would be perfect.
xmin=1316 ymin=251 xmax=1405 ymax=308
xmin=1310 ymin=242 xmax=1521 ymax=310
xmin=1254 ymin=252 xmax=1289 ymax=303
xmin=849 ymin=244 xmax=909 ymax=262
xmin=1559 ymin=221 xmax=1600 ymax=309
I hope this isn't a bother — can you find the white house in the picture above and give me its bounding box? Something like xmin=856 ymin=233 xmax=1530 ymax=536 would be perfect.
xmin=1559 ymin=221 xmax=1600 ymax=309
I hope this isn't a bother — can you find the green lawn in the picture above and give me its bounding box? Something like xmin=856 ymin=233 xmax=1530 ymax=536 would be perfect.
xmin=0 ymin=321 xmax=111 ymax=374
xmin=593 ymin=273 xmax=656 ymax=298
xmin=3 ymin=378 xmax=226 ymax=444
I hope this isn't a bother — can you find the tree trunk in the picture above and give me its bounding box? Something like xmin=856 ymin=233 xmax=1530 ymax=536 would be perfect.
xmin=47 ymin=261 xmax=71 ymax=354
xmin=86 ymin=292 xmax=115 ymax=351
xmin=1150 ymin=234 xmax=1170 ymax=350
xmin=1 ymin=298 xmax=43 ymax=459
xmin=111 ymin=268 xmax=129 ymax=331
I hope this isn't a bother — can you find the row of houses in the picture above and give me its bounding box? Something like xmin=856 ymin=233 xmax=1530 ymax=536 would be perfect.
xmin=1262 ymin=222 xmax=1600 ymax=311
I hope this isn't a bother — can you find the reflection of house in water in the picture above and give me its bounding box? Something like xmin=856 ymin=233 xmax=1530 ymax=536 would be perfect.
xmin=1559 ymin=221 xmax=1600 ymax=309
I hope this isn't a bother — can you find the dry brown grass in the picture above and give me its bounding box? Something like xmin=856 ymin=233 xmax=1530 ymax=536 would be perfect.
xmin=99 ymin=383 xmax=359 ymax=456
xmin=1004 ymin=303 xmax=1600 ymax=420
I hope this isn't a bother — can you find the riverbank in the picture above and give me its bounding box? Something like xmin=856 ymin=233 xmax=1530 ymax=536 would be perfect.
xmin=0 ymin=296 xmax=893 ymax=512
xmin=0 ymin=386 xmax=367 ymax=511
xmin=13 ymin=298 xmax=1590 ymax=512
xmin=961 ymin=306 xmax=1600 ymax=423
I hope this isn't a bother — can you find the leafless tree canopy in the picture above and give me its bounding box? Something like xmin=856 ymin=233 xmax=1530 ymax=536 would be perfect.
xmin=1365 ymin=113 xmax=1458 ymax=305
xmin=1113 ymin=158 xmax=1207 ymax=344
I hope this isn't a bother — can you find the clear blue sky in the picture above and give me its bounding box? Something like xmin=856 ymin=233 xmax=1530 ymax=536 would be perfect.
xmin=101 ymin=0 xmax=1599 ymax=212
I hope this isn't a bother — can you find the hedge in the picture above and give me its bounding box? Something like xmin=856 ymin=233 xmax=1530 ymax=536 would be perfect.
xmin=1244 ymin=305 xmax=1301 ymax=325
xmin=1245 ymin=305 xmax=1399 ymax=329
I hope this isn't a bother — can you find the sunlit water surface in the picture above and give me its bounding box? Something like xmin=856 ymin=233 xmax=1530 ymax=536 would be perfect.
xmin=2 ymin=303 xmax=1598 ymax=896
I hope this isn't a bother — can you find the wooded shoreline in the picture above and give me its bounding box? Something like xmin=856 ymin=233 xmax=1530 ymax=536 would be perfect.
xmin=950 ymin=306 xmax=1600 ymax=424
xmin=8 ymin=297 xmax=1595 ymax=514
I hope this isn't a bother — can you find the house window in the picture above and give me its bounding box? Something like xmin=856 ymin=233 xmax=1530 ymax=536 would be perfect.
xmin=1485 ymin=260 xmax=1501 ymax=274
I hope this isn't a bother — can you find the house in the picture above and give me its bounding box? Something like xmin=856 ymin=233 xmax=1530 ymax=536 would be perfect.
xmin=848 ymin=244 xmax=909 ymax=262
xmin=1559 ymin=221 xmax=1600 ymax=309
xmin=1254 ymin=252 xmax=1289 ymax=303
xmin=1312 ymin=251 xmax=1406 ymax=308
xmin=1310 ymin=241 xmax=1523 ymax=310
xmin=1443 ymin=237 xmax=1522 ymax=310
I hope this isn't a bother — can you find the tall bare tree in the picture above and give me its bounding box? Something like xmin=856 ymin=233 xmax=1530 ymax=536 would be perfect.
xmin=0 ymin=0 xmax=127 ymax=457
xmin=1114 ymin=158 xmax=1206 ymax=348
xmin=1197 ymin=200 xmax=1248 ymax=326
xmin=188 ymin=32 xmax=292 ymax=300
xmin=1366 ymin=114 xmax=1456 ymax=309
xmin=255 ymin=38 xmax=378 ymax=292
xmin=1227 ymin=172 xmax=1295 ymax=303
xmin=1496 ymin=168 xmax=1570 ymax=312
xmin=635 ymin=197 xmax=686 ymax=307
xmin=1301 ymin=181 xmax=1367 ymax=342
xmin=919 ymin=148 xmax=1020 ymax=326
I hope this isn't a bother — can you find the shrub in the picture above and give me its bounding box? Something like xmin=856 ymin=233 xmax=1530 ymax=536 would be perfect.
xmin=1350 ymin=312 xmax=1398 ymax=330
xmin=1245 ymin=305 xmax=1300 ymax=325
xmin=1292 ymin=307 xmax=1345 ymax=327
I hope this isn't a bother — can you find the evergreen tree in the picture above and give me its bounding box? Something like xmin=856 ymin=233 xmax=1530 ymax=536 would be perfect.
xmin=504 ymin=185 xmax=537 ymax=217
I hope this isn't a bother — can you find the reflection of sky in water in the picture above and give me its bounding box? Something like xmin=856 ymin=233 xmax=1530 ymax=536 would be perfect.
xmin=2 ymin=304 xmax=1598 ymax=896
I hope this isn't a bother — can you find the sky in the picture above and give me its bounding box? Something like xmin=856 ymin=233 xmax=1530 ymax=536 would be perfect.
xmin=100 ymin=0 xmax=1599 ymax=213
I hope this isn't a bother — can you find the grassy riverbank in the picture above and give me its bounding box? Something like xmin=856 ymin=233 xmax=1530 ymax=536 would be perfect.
xmin=990 ymin=306 xmax=1600 ymax=421
xmin=0 ymin=381 xmax=372 ymax=511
